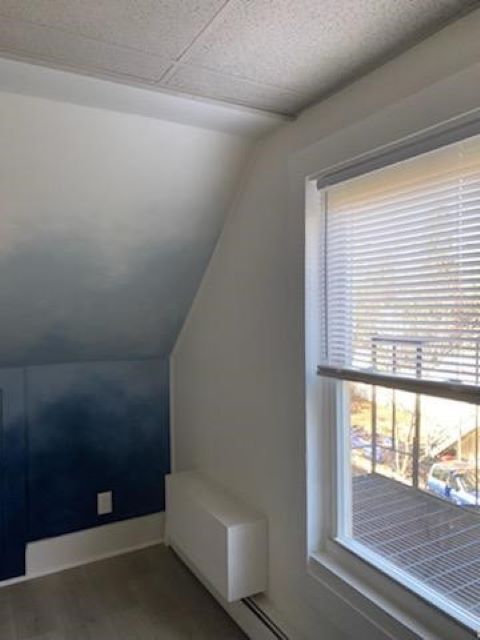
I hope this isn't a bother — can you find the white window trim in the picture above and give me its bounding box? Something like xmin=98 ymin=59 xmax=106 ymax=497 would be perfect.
xmin=306 ymin=377 xmax=478 ymax=640
xmin=304 ymin=116 xmax=480 ymax=640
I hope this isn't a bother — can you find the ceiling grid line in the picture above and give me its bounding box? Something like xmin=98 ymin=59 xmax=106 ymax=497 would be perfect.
xmin=156 ymin=0 xmax=234 ymax=84
xmin=174 ymin=0 xmax=233 ymax=63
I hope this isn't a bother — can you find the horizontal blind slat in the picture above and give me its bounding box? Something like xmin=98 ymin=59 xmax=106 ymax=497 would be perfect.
xmin=321 ymin=133 xmax=480 ymax=387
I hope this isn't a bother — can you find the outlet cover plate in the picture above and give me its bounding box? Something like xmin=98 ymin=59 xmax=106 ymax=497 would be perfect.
xmin=97 ymin=491 xmax=113 ymax=516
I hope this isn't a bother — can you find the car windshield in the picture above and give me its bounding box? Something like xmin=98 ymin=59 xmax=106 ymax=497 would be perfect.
xmin=458 ymin=470 xmax=477 ymax=494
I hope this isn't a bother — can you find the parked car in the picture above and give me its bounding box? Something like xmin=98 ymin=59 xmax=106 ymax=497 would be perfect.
xmin=427 ymin=462 xmax=479 ymax=506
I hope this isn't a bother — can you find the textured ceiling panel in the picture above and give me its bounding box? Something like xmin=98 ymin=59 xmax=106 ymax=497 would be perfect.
xmin=0 ymin=16 xmax=170 ymax=82
xmin=184 ymin=0 xmax=474 ymax=98
xmin=0 ymin=0 xmax=476 ymax=115
xmin=166 ymin=63 xmax=308 ymax=114
xmin=0 ymin=0 xmax=226 ymax=58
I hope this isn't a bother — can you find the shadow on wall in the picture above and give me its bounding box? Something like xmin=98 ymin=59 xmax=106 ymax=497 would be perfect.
xmin=27 ymin=359 xmax=170 ymax=541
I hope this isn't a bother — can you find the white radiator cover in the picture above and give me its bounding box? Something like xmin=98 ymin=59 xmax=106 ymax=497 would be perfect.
xmin=166 ymin=471 xmax=267 ymax=602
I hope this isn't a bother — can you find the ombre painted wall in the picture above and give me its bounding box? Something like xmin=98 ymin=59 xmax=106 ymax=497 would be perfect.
xmin=0 ymin=357 xmax=169 ymax=579
xmin=0 ymin=87 xmax=252 ymax=580
xmin=0 ymin=91 xmax=251 ymax=368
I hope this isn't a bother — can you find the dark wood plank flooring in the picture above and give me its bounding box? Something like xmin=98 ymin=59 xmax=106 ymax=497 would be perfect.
xmin=0 ymin=544 xmax=247 ymax=639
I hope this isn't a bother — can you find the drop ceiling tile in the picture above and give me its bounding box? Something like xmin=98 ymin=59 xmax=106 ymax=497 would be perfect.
xmin=164 ymin=64 xmax=307 ymax=114
xmin=0 ymin=17 xmax=170 ymax=82
xmin=0 ymin=0 xmax=226 ymax=59
xmin=184 ymin=0 xmax=473 ymax=97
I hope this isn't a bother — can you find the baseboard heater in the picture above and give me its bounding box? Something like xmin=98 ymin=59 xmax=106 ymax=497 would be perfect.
xmin=170 ymin=543 xmax=290 ymax=640
xmin=242 ymin=597 xmax=290 ymax=640
xmin=166 ymin=471 xmax=267 ymax=601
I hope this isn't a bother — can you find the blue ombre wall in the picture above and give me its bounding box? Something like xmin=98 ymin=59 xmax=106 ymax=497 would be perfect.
xmin=0 ymin=358 xmax=170 ymax=579
xmin=0 ymin=369 xmax=28 ymax=580
xmin=27 ymin=358 xmax=170 ymax=541
xmin=0 ymin=85 xmax=253 ymax=579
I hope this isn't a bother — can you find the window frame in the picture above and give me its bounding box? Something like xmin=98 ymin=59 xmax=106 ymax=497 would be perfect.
xmin=305 ymin=117 xmax=480 ymax=639
xmin=308 ymin=378 xmax=479 ymax=640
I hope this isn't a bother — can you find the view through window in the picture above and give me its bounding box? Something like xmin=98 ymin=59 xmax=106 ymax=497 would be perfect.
xmin=349 ymin=383 xmax=479 ymax=495
xmin=347 ymin=383 xmax=480 ymax=619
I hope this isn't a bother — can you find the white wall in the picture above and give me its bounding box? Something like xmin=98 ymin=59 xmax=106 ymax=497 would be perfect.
xmin=0 ymin=89 xmax=252 ymax=366
xmin=172 ymin=9 xmax=480 ymax=640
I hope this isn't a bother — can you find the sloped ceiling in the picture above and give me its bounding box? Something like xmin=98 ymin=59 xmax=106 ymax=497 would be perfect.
xmin=0 ymin=89 xmax=252 ymax=366
xmin=0 ymin=0 xmax=476 ymax=116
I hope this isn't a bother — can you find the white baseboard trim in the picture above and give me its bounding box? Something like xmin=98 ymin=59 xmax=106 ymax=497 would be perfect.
xmin=27 ymin=512 xmax=165 ymax=579
xmin=0 ymin=512 xmax=165 ymax=587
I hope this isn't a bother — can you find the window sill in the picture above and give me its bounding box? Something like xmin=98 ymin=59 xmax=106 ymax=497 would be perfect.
xmin=308 ymin=540 xmax=476 ymax=640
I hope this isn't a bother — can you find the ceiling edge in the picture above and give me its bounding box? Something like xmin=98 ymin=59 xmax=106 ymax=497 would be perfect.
xmin=0 ymin=54 xmax=291 ymax=138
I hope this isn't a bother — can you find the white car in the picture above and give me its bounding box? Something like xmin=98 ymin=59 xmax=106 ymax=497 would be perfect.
xmin=427 ymin=462 xmax=478 ymax=507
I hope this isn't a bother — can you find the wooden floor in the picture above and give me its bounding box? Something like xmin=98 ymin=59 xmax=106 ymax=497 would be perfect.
xmin=0 ymin=545 xmax=247 ymax=639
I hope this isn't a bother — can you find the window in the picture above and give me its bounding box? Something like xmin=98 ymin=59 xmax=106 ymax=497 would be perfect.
xmin=315 ymin=131 xmax=480 ymax=631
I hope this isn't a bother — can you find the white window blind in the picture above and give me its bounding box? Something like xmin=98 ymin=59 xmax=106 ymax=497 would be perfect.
xmin=318 ymin=133 xmax=480 ymax=399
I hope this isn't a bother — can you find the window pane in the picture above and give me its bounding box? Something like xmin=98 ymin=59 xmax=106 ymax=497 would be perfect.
xmin=350 ymin=384 xmax=415 ymax=486
xmin=346 ymin=381 xmax=480 ymax=622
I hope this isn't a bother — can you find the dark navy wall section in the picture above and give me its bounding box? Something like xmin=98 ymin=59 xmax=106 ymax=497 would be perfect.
xmin=0 ymin=356 xmax=169 ymax=579
xmin=26 ymin=358 xmax=170 ymax=541
xmin=0 ymin=369 xmax=27 ymax=580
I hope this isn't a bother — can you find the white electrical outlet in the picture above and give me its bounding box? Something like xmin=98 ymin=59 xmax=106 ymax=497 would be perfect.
xmin=97 ymin=491 xmax=113 ymax=516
